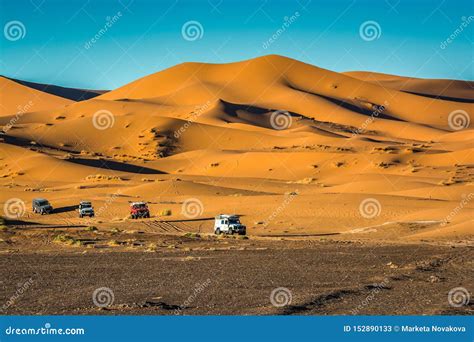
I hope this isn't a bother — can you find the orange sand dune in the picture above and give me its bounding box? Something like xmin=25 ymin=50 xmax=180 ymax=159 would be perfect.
xmin=0 ymin=55 xmax=472 ymax=242
xmin=0 ymin=76 xmax=72 ymax=116
xmin=344 ymin=71 xmax=474 ymax=101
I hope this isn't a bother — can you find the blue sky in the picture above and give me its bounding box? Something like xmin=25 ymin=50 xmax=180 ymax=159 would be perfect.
xmin=0 ymin=0 xmax=473 ymax=89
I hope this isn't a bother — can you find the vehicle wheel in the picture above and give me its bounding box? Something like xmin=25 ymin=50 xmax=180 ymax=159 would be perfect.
xmin=229 ymin=230 xmax=234 ymax=235
xmin=79 ymin=214 xmax=83 ymax=218
xmin=41 ymin=210 xmax=45 ymax=215
xmin=145 ymin=213 xmax=150 ymax=218
xmin=215 ymin=228 xmax=221 ymax=235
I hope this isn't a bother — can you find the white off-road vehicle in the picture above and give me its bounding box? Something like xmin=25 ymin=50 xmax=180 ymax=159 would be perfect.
xmin=214 ymin=214 xmax=246 ymax=235
xmin=78 ymin=201 xmax=94 ymax=218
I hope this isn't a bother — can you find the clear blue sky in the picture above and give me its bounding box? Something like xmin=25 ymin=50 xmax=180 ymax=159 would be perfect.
xmin=0 ymin=0 xmax=472 ymax=89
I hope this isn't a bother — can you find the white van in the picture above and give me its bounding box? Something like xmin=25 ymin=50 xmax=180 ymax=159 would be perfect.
xmin=214 ymin=214 xmax=246 ymax=235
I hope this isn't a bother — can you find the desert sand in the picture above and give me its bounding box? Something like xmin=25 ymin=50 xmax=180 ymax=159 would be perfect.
xmin=1 ymin=55 xmax=472 ymax=241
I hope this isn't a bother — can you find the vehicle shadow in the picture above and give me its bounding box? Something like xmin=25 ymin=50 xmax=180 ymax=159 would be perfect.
xmin=53 ymin=205 xmax=77 ymax=214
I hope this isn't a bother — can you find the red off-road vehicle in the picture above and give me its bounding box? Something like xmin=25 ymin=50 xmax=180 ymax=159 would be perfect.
xmin=130 ymin=202 xmax=150 ymax=219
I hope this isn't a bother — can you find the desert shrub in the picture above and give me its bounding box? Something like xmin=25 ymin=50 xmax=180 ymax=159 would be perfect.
xmin=159 ymin=209 xmax=172 ymax=216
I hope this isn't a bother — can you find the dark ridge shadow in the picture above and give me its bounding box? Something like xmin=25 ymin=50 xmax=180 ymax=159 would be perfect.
xmin=286 ymin=83 xmax=403 ymax=121
xmin=402 ymin=90 xmax=474 ymax=103
xmin=4 ymin=219 xmax=40 ymax=226
xmin=220 ymin=100 xmax=271 ymax=116
xmin=2 ymin=76 xmax=108 ymax=101
xmin=67 ymin=158 xmax=166 ymax=174
xmin=53 ymin=205 xmax=77 ymax=214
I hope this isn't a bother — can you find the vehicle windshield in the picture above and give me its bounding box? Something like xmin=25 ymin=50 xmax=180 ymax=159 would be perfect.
xmin=81 ymin=203 xmax=92 ymax=208
xmin=38 ymin=200 xmax=49 ymax=206
xmin=133 ymin=204 xmax=147 ymax=209
xmin=229 ymin=218 xmax=240 ymax=224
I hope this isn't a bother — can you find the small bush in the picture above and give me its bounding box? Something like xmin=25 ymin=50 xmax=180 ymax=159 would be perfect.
xmin=53 ymin=234 xmax=80 ymax=246
xmin=85 ymin=226 xmax=98 ymax=232
xmin=183 ymin=232 xmax=200 ymax=239
xmin=0 ymin=217 xmax=7 ymax=231
xmin=159 ymin=209 xmax=172 ymax=216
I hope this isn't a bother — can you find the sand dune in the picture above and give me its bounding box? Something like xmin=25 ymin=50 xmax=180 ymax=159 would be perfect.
xmin=0 ymin=55 xmax=472 ymax=242
xmin=0 ymin=76 xmax=72 ymax=116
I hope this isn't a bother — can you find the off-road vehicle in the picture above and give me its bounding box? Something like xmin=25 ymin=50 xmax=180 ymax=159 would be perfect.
xmin=214 ymin=214 xmax=246 ymax=235
xmin=32 ymin=198 xmax=53 ymax=215
xmin=78 ymin=201 xmax=94 ymax=218
xmin=130 ymin=202 xmax=150 ymax=219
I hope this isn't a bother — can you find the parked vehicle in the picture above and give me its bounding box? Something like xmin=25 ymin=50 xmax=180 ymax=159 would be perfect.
xmin=32 ymin=198 xmax=53 ymax=215
xmin=78 ymin=201 xmax=94 ymax=218
xmin=130 ymin=202 xmax=150 ymax=219
xmin=214 ymin=214 xmax=246 ymax=235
